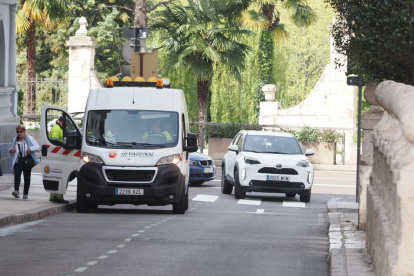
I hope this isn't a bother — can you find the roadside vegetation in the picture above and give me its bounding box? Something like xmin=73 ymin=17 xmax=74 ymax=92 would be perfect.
xmin=16 ymin=0 xmax=334 ymax=123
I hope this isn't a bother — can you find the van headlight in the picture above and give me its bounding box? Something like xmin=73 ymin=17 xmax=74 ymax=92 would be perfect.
xmin=244 ymin=157 xmax=261 ymax=165
xmin=81 ymin=152 xmax=104 ymax=164
xmin=156 ymin=154 xmax=182 ymax=166
xmin=296 ymin=160 xmax=309 ymax=167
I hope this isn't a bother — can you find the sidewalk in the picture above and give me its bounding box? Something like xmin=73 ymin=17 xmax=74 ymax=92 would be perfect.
xmin=0 ymin=165 xmax=76 ymax=228
xmin=327 ymin=197 xmax=376 ymax=276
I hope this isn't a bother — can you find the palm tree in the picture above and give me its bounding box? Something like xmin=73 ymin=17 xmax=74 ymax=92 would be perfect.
xmin=244 ymin=0 xmax=317 ymax=118
xmin=17 ymin=0 xmax=70 ymax=114
xmin=157 ymin=0 xmax=251 ymax=125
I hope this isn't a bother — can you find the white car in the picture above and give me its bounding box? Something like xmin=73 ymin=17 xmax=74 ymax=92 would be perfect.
xmin=221 ymin=130 xmax=315 ymax=202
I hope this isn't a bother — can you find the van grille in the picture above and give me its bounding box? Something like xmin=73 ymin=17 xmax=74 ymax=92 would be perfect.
xmin=105 ymin=170 xmax=155 ymax=182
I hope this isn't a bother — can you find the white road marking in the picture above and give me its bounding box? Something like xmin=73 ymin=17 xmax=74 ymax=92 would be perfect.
xmin=131 ymin=234 xmax=139 ymax=237
xmin=150 ymin=224 xmax=157 ymax=227
xmin=97 ymin=256 xmax=108 ymax=259
xmin=161 ymin=220 xmax=168 ymax=222
xmin=107 ymin=250 xmax=117 ymax=254
xmin=138 ymin=230 xmax=146 ymax=233
xmin=256 ymin=209 xmax=265 ymax=213
xmin=117 ymin=244 xmax=125 ymax=248
xmin=124 ymin=238 xmax=132 ymax=242
xmin=87 ymin=261 xmax=98 ymax=266
xmin=192 ymin=194 xmax=219 ymax=202
xmin=74 ymin=267 xmax=88 ymax=272
xmin=197 ymin=202 xmax=202 ymax=205
xmin=145 ymin=226 xmax=151 ymax=229
xmin=237 ymin=199 xmax=261 ymax=205
xmin=0 ymin=220 xmax=44 ymax=236
xmin=283 ymin=201 xmax=306 ymax=208
xmin=190 ymin=208 xmax=196 ymax=210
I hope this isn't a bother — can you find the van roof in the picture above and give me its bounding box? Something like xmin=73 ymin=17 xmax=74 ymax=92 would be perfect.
xmin=86 ymin=87 xmax=184 ymax=112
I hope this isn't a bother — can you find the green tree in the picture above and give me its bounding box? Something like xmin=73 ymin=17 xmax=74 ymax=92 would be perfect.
xmin=327 ymin=0 xmax=414 ymax=84
xmin=244 ymin=0 xmax=317 ymax=118
xmin=16 ymin=0 xmax=71 ymax=114
xmin=157 ymin=0 xmax=251 ymax=125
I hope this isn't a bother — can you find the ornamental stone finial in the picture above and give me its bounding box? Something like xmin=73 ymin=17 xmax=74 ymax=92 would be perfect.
xmin=262 ymin=84 xmax=277 ymax=102
xmin=75 ymin=17 xmax=88 ymax=36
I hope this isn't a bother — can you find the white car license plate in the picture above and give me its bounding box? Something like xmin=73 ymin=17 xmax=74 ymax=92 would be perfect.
xmin=204 ymin=167 xmax=213 ymax=173
xmin=267 ymin=175 xmax=290 ymax=181
xmin=115 ymin=188 xmax=144 ymax=195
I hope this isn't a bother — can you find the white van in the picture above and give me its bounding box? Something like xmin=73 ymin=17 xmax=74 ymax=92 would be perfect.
xmin=40 ymin=82 xmax=198 ymax=214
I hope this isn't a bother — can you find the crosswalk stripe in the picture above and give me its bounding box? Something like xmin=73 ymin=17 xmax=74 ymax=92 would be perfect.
xmin=256 ymin=209 xmax=265 ymax=213
xmin=237 ymin=199 xmax=261 ymax=205
xmin=192 ymin=194 xmax=219 ymax=202
xmin=282 ymin=201 xmax=306 ymax=208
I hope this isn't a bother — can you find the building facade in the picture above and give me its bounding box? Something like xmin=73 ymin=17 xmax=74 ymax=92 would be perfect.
xmin=0 ymin=0 xmax=19 ymax=173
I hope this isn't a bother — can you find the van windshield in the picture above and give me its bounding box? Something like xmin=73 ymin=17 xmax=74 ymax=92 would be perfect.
xmin=85 ymin=110 xmax=179 ymax=149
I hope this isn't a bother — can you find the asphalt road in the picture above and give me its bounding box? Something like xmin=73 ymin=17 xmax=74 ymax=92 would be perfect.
xmin=0 ymin=169 xmax=355 ymax=276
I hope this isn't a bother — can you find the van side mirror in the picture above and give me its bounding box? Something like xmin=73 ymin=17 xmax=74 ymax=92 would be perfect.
xmin=305 ymin=149 xmax=315 ymax=156
xmin=185 ymin=132 xmax=198 ymax=153
xmin=65 ymin=130 xmax=81 ymax=150
xmin=228 ymin=144 xmax=239 ymax=154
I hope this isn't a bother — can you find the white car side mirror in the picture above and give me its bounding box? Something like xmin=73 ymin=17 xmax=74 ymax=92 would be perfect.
xmin=228 ymin=144 xmax=239 ymax=153
xmin=305 ymin=149 xmax=315 ymax=156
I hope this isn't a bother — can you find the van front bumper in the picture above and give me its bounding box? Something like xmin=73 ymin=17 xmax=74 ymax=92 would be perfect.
xmin=77 ymin=163 xmax=186 ymax=206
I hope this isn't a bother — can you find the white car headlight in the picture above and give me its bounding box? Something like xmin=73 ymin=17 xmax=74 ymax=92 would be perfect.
xmin=244 ymin=157 xmax=261 ymax=165
xmin=81 ymin=152 xmax=104 ymax=164
xmin=156 ymin=154 xmax=182 ymax=166
xmin=189 ymin=160 xmax=198 ymax=166
xmin=296 ymin=160 xmax=309 ymax=167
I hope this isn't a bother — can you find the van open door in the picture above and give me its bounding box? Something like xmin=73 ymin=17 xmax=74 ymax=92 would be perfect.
xmin=40 ymin=105 xmax=82 ymax=195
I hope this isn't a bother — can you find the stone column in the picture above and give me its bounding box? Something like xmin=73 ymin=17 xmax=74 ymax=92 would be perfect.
xmin=66 ymin=17 xmax=97 ymax=113
xmin=9 ymin=4 xmax=18 ymax=117
xmin=259 ymin=84 xmax=279 ymax=125
xmin=358 ymin=83 xmax=383 ymax=230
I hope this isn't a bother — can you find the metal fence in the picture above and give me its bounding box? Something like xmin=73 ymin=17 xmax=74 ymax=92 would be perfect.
xmin=18 ymin=73 xmax=68 ymax=116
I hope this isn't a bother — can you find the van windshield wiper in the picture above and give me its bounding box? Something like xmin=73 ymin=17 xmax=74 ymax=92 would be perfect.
xmin=92 ymin=138 xmax=118 ymax=146
xmin=263 ymin=151 xmax=289 ymax=154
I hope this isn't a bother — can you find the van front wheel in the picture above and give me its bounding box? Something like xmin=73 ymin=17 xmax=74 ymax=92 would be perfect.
xmin=76 ymin=193 xmax=89 ymax=213
xmin=173 ymin=187 xmax=187 ymax=214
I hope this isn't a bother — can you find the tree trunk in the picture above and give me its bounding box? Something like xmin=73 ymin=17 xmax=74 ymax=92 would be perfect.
xmin=254 ymin=29 xmax=274 ymax=120
xmin=135 ymin=0 xmax=147 ymax=27
xmin=197 ymin=80 xmax=209 ymax=148
xmin=197 ymin=80 xmax=209 ymax=123
xmin=26 ymin=19 xmax=37 ymax=115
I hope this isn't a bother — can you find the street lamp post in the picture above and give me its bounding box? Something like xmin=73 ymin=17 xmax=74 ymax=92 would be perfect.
xmin=347 ymin=75 xmax=364 ymax=203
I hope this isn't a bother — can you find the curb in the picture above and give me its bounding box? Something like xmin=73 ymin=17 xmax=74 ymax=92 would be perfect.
xmin=0 ymin=200 xmax=76 ymax=228
xmin=326 ymin=197 xmax=376 ymax=276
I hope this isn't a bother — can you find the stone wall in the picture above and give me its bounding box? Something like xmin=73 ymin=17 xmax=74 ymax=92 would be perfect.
xmin=366 ymin=81 xmax=414 ymax=276
xmin=258 ymin=27 xmax=357 ymax=163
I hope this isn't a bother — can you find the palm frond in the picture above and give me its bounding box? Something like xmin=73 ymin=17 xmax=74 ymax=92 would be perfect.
xmin=16 ymin=9 xmax=30 ymax=33
xmin=291 ymin=5 xmax=317 ymax=27
xmin=271 ymin=24 xmax=289 ymax=41
xmin=242 ymin=10 xmax=266 ymax=30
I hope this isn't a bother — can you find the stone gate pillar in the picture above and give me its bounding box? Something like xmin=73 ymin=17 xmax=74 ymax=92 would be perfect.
xmin=66 ymin=17 xmax=98 ymax=113
xmin=358 ymin=83 xmax=383 ymax=229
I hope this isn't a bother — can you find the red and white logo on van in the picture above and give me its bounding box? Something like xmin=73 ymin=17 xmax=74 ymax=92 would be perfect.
xmin=109 ymin=150 xmax=117 ymax=158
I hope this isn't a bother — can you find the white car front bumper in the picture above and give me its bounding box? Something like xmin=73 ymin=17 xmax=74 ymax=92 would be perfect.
xmin=238 ymin=163 xmax=313 ymax=194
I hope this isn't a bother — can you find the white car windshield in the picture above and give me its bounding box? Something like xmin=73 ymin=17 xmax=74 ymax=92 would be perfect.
xmin=243 ymin=135 xmax=303 ymax=155
xmin=85 ymin=110 xmax=179 ymax=149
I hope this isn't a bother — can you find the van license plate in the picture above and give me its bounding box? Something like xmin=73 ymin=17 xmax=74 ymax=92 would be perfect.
xmin=115 ymin=188 xmax=144 ymax=195
xmin=204 ymin=167 xmax=213 ymax=173
xmin=267 ymin=175 xmax=290 ymax=181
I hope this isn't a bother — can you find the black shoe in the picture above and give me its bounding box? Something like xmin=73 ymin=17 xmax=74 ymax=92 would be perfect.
xmin=53 ymin=198 xmax=69 ymax=204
